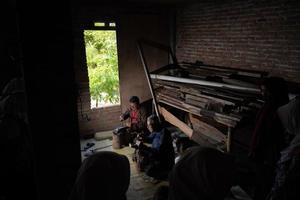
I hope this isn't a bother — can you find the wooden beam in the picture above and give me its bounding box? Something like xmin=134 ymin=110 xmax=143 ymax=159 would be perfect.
xmin=150 ymin=74 xmax=260 ymax=93
xmin=189 ymin=114 xmax=226 ymax=144
xmin=157 ymin=98 xmax=237 ymax=127
xmin=227 ymin=127 xmax=232 ymax=152
xmin=158 ymin=106 xmax=193 ymax=138
xmin=137 ymin=41 xmax=161 ymax=121
xmin=157 ymin=93 xmax=241 ymax=122
xmin=185 ymin=93 xmax=235 ymax=106
xmin=159 ymin=105 xmax=227 ymax=151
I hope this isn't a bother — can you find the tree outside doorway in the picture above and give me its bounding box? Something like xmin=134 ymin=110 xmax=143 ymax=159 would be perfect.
xmin=84 ymin=30 xmax=120 ymax=108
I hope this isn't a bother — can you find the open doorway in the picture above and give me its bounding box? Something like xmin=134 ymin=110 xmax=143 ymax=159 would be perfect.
xmin=79 ymin=22 xmax=122 ymax=159
xmin=84 ymin=27 xmax=120 ymax=108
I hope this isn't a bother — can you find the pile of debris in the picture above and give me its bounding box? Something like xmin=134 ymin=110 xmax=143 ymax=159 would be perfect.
xmin=151 ymin=62 xmax=267 ymax=151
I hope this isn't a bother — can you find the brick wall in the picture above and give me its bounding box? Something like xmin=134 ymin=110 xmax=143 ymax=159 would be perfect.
xmin=73 ymin=5 xmax=170 ymax=137
xmin=176 ymin=0 xmax=300 ymax=83
xmin=78 ymin=105 xmax=121 ymax=136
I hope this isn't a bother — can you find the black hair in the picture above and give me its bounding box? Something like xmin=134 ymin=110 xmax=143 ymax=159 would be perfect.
xmin=129 ymin=96 xmax=140 ymax=104
xmin=263 ymin=76 xmax=289 ymax=107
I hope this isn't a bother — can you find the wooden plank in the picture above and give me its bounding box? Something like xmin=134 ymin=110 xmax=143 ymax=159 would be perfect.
xmin=158 ymin=106 xmax=225 ymax=151
xmin=222 ymin=78 xmax=258 ymax=88
xmin=200 ymin=90 xmax=245 ymax=102
xmin=157 ymin=95 xmax=238 ymax=127
xmin=185 ymin=98 xmax=207 ymax=108
xmin=190 ymin=114 xmax=228 ymax=132
xmin=227 ymin=127 xmax=232 ymax=152
xmin=191 ymin=130 xmax=225 ymax=151
xmin=184 ymin=92 xmax=236 ymax=106
xmin=137 ymin=40 xmax=161 ymax=121
xmin=185 ymin=94 xmax=210 ymax=104
xmin=150 ymin=74 xmax=260 ymax=93
xmin=156 ymin=87 xmax=182 ymax=99
xmin=158 ymin=98 xmax=237 ymax=127
xmin=185 ymin=94 xmax=229 ymax=113
xmin=158 ymin=106 xmax=193 ymax=138
xmin=155 ymin=79 xmax=260 ymax=101
xmin=157 ymin=93 xmax=183 ymax=105
xmin=157 ymin=85 xmax=235 ymax=108
xmin=158 ymin=99 xmax=192 ymax=115
xmin=189 ymin=113 xmax=226 ymax=144
xmin=181 ymin=84 xmax=247 ymax=102
xmin=181 ymin=101 xmax=241 ymax=121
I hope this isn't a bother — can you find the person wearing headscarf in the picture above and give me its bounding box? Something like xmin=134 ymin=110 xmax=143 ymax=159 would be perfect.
xmin=267 ymin=96 xmax=300 ymax=200
xmin=134 ymin=115 xmax=175 ymax=181
xmin=168 ymin=146 xmax=235 ymax=200
xmin=249 ymin=77 xmax=289 ymax=200
xmin=250 ymin=77 xmax=289 ymax=163
xmin=69 ymin=151 xmax=130 ymax=200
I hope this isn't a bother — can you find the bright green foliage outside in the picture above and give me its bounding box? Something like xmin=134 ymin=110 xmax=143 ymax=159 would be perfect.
xmin=84 ymin=30 xmax=120 ymax=107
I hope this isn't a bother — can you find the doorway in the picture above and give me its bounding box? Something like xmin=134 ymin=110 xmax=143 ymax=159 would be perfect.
xmin=83 ymin=27 xmax=120 ymax=108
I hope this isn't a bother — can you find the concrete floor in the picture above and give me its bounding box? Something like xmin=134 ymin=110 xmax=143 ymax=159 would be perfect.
xmin=80 ymin=132 xmax=168 ymax=200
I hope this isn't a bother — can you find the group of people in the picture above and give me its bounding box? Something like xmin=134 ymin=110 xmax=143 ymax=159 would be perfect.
xmin=69 ymin=77 xmax=300 ymax=200
xmin=249 ymin=77 xmax=300 ymax=200
xmin=69 ymin=146 xmax=236 ymax=200
xmin=120 ymin=96 xmax=175 ymax=181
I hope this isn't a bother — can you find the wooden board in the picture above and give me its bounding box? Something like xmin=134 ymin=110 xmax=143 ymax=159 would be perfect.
xmin=150 ymin=74 xmax=261 ymax=93
xmin=158 ymin=98 xmax=237 ymax=127
xmin=189 ymin=113 xmax=226 ymax=144
xmin=158 ymin=105 xmax=226 ymax=151
xmin=158 ymin=106 xmax=193 ymax=138
xmin=191 ymin=131 xmax=226 ymax=152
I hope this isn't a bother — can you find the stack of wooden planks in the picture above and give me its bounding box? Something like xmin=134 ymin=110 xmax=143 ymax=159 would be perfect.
xmin=152 ymin=62 xmax=267 ymax=151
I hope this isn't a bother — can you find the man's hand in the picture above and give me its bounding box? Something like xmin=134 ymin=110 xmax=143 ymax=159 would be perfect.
xmin=126 ymin=121 xmax=131 ymax=127
xmin=136 ymin=140 xmax=141 ymax=146
xmin=137 ymin=134 xmax=143 ymax=141
xmin=119 ymin=115 xmax=124 ymax=121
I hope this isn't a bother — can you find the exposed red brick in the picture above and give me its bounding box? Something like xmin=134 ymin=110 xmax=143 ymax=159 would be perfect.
xmin=176 ymin=0 xmax=300 ymax=83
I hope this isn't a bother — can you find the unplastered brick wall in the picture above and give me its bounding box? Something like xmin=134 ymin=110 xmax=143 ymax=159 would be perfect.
xmin=176 ymin=0 xmax=300 ymax=83
xmin=78 ymin=105 xmax=121 ymax=136
xmin=76 ymin=81 xmax=121 ymax=136
xmin=73 ymin=5 xmax=169 ymax=137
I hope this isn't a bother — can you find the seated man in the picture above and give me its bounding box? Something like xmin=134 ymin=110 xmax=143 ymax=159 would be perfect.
xmin=134 ymin=115 xmax=175 ymax=181
xmin=119 ymin=96 xmax=148 ymax=145
xmin=120 ymin=96 xmax=147 ymax=133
